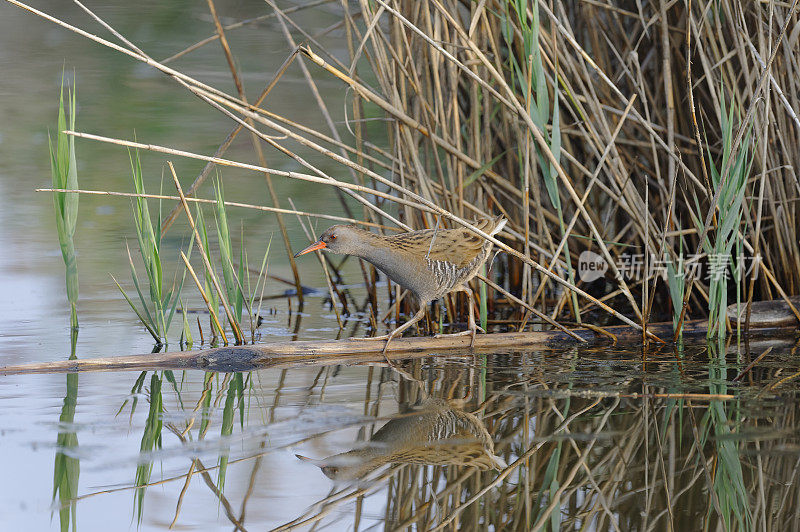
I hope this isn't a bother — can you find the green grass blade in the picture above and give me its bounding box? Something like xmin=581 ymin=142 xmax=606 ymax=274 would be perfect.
xmin=111 ymin=274 xmax=160 ymax=343
xmin=49 ymin=75 xmax=80 ymax=328
xmin=464 ymin=151 xmax=506 ymax=187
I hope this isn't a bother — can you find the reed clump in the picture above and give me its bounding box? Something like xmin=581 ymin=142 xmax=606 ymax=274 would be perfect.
xmin=23 ymin=0 xmax=800 ymax=341
xmin=103 ymin=149 xmax=271 ymax=346
xmin=113 ymin=149 xmax=187 ymax=345
xmin=343 ymin=0 xmax=799 ymax=340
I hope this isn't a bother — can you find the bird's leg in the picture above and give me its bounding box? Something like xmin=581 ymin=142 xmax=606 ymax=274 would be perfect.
xmin=380 ymin=306 xmax=427 ymax=364
xmin=435 ymin=286 xmax=485 ymax=347
xmin=351 ymin=307 xmax=424 ymax=342
xmin=352 ymin=306 xmax=427 ymax=364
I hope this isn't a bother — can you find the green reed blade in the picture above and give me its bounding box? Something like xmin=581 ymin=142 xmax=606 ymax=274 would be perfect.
xmin=165 ymin=247 xmax=190 ymax=335
xmin=214 ymin=176 xmax=244 ymax=326
xmin=49 ymin=75 xmax=80 ymax=328
xmin=111 ymin=274 xmax=160 ymax=343
xmin=194 ymin=206 xmax=220 ymax=332
xmin=180 ymin=300 xmax=193 ymax=348
xmin=464 ymin=151 xmax=506 ymax=187
xmin=698 ymin=91 xmax=753 ymax=339
xmin=666 ymin=243 xmax=685 ymax=335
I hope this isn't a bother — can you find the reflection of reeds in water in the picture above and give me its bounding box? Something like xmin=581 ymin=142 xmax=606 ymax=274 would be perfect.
xmin=703 ymin=339 xmax=750 ymax=530
xmin=217 ymin=371 xmax=245 ymax=490
xmin=133 ymin=372 xmax=162 ymax=523
xmin=276 ymin=347 xmax=800 ymax=531
xmin=118 ymin=369 xmax=252 ymax=529
xmin=52 ymin=329 xmax=80 ymax=532
xmin=297 ymin=398 xmax=506 ymax=483
xmin=57 ymin=341 xmax=800 ymax=530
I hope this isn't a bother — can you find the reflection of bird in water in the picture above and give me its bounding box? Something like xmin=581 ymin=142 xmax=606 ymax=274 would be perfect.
xmin=297 ymin=399 xmax=507 ymax=482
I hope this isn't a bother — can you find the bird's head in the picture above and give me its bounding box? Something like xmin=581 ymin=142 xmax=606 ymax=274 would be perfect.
xmin=294 ymin=224 xmax=367 ymax=257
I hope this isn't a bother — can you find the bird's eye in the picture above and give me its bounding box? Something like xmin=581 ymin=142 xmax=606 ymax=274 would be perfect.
xmin=330 ymin=235 xmax=337 ymax=240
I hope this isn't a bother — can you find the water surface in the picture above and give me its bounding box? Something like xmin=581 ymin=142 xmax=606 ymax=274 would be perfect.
xmin=3 ymin=339 xmax=800 ymax=530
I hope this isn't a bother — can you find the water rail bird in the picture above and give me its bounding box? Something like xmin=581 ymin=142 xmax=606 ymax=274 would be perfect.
xmin=294 ymin=215 xmax=507 ymax=354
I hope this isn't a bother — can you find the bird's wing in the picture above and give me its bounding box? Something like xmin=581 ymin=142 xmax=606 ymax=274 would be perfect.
xmin=387 ymin=216 xmax=504 ymax=269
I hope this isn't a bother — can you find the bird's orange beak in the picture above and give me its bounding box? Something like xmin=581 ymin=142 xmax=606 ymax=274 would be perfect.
xmin=294 ymin=240 xmax=326 ymax=258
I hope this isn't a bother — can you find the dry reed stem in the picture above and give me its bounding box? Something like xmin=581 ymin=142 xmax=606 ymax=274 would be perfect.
xmin=290 ymin=201 xmax=344 ymax=329
xmin=476 ymin=274 xmax=584 ymax=342
xmin=418 ymin=1 xmax=643 ymax=318
xmin=205 ymin=0 xmax=309 ymax=310
xmin=160 ymin=47 xmax=299 ymax=232
xmin=36 ymin=188 xmax=398 ymax=230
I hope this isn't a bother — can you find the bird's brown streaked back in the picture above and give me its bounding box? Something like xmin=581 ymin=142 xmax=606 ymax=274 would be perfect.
xmin=386 ymin=215 xmax=505 ymax=269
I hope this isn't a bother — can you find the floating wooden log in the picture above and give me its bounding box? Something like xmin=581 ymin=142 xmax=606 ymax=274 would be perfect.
xmin=1 ymin=315 xmax=797 ymax=376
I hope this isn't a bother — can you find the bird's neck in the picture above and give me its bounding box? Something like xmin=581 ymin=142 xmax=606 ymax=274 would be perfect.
xmin=352 ymin=238 xmax=403 ymax=277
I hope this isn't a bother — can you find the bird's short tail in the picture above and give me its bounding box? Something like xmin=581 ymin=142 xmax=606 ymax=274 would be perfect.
xmin=487 ymin=215 xmax=507 ymax=237
xmin=469 ymin=214 xmax=506 ymax=241
xmin=490 ymin=452 xmax=508 ymax=470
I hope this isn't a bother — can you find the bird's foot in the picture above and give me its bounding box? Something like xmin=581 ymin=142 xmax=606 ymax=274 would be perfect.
xmin=435 ymin=330 xmax=467 ymax=338
xmin=435 ymin=326 xmax=485 ymax=347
